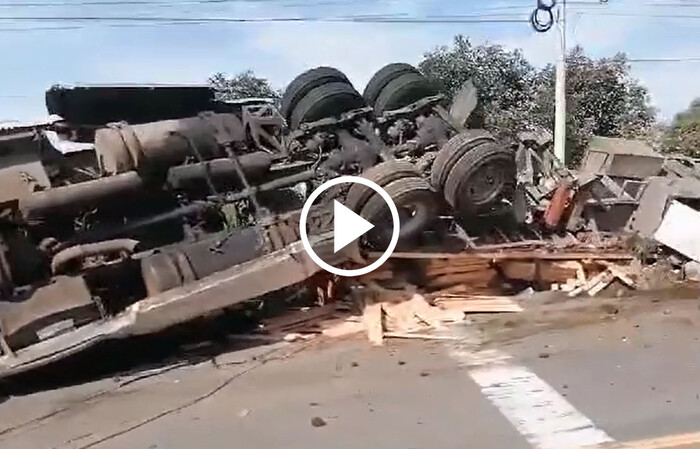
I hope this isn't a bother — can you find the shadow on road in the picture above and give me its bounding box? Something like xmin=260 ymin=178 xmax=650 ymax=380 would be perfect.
xmin=0 ymin=300 xmax=288 ymax=397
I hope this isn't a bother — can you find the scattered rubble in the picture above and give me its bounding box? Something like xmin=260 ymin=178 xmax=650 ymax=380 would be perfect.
xmin=310 ymin=417 xmax=327 ymax=428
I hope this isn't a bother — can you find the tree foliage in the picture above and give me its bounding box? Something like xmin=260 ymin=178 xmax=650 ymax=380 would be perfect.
xmin=419 ymin=35 xmax=539 ymax=135
xmin=663 ymin=98 xmax=700 ymax=157
xmin=208 ymin=70 xmax=280 ymax=102
xmin=419 ymin=36 xmax=656 ymax=165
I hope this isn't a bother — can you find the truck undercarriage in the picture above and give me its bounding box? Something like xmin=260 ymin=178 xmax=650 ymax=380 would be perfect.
xmin=0 ymin=64 xmax=517 ymax=378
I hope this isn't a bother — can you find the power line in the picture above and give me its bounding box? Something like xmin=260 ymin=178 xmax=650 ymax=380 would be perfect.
xmin=0 ymin=0 xmax=334 ymax=6
xmin=0 ymin=14 xmax=529 ymax=24
xmin=0 ymin=0 xmax=551 ymax=7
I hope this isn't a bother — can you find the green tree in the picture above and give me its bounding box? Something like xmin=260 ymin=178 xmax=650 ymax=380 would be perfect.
xmin=419 ymin=37 xmax=656 ymax=166
xmin=419 ymin=35 xmax=539 ymax=137
xmin=663 ymin=98 xmax=700 ymax=157
xmin=209 ymin=70 xmax=280 ymax=102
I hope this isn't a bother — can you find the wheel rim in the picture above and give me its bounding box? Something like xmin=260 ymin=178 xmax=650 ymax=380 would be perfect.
xmin=459 ymin=158 xmax=513 ymax=209
xmin=366 ymin=198 xmax=432 ymax=247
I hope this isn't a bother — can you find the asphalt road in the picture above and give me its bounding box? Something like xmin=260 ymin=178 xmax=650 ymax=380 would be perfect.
xmin=1 ymin=292 xmax=700 ymax=449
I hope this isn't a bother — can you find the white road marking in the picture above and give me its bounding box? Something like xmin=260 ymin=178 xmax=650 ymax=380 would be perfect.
xmin=446 ymin=326 xmax=614 ymax=449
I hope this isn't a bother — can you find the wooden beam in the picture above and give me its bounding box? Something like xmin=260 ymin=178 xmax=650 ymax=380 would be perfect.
xmin=369 ymin=251 xmax=633 ymax=261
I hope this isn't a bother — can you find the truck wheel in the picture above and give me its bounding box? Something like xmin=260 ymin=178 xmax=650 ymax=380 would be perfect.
xmin=373 ymin=72 xmax=438 ymax=115
xmin=430 ymin=130 xmax=496 ymax=190
xmin=443 ymin=143 xmax=516 ymax=215
xmin=289 ymin=82 xmax=365 ymax=130
xmin=363 ymin=63 xmax=419 ymax=108
xmin=281 ymin=67 xmax=350 ymax=123
xmin=345 ymin=160 xmax=420 ymax=213
xmin=360 ymin=177 xmax=436 ymax=248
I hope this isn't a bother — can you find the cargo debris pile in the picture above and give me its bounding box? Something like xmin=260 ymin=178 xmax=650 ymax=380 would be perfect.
xmin=0 ymin=63 xmax=696 ymax=376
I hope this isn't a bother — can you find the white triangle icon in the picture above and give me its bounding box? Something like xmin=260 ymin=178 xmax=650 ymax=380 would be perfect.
xmin=333 ymin=200 xmax=375 ymax=253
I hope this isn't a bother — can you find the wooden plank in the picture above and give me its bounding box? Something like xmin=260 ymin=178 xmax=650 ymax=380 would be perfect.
xmin=431 ymin=294 xmax=519 ymax=301
xmin=403 ymin=294 xmax=448 ymax=329
xmin=568 ymin=270 xmax=610 ymax=297
xmin=601 ymin=261 xmax=637 ymax=288
xmin=369 ymin=251 xmax=633 ymax=261
xmin=433 ymin=298 xmax=523 ymax=313
xmin=588 ymin=271 xmax=615 ymax=296
xmin=384 ymin=332 xmax=460 ymax=341
xmin=362 ymin=302 xmax=383 ymax=346
xmin=382 ymin=299 xmax=425 ymax=333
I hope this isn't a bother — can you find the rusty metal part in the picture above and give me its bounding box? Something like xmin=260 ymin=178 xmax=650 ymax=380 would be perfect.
xmin=0 ymin=275 xmax=97 ymax=350
xmin=544 ymin=182 xmax=573 ymax=229
xmin=415 ymin=114 xmax=451 ymax=150
xmin=19 ymin=171 xmax=144 ymax=220
xmin=140 ymin=227 xmax=263 ymax=295
xmin=60 ymin=201 xmax=210 ymax=249
xmin=47 ymin=169 xmax=315 ymax=248
xmin=94 ymin=113 xmax=245 ymax=175
xmin=213 ymin=169 xmax=318 ymax=203
xmin=320 ymin=129 xmax=379 ymax=174
xmin=166 ymin=152 xmax=272 ymax=191
xmin=51 ymin=239 xmax=139 ymax=274
xmin=0 ymin=131 xmax=52 ymax=204
xmin=242 ymin=103 xmax=285 ymax=153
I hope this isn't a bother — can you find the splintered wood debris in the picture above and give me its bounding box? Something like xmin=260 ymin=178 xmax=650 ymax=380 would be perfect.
xmin=360 ymin=244 xmax=636 ymax=297
xmin=259 ymin=292 xmax=522 ymax=345
xmin=259 ymin=241 xmax=639 ymax=345
xmin=358 ymin=294 xmax=523 ymax=346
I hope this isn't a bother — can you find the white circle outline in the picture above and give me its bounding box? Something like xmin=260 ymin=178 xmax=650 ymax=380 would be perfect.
xmin=299 ymin=175 xmax=400 ymax=277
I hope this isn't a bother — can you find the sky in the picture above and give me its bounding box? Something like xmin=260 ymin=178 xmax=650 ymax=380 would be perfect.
xmin=1 ymin=0 xmax=700 ymax=123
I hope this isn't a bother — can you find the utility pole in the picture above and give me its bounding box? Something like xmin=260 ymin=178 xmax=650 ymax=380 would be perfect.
xmin=553 ymin=0 xmax=567 ymax=165
xmin=530 ymin=0 xmax=568 ymax=165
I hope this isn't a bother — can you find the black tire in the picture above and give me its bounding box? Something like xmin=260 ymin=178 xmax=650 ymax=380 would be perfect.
xmin=443 ymin=143 xmax=516 ymax=215
xmin=289 ymin=82 xmax=365 ymax=130
xmin=430 ymin=130 xmax=496 ymax=190
xmin=373 ymin=72 xmax=438 ymax=115
xmin=360 ymin=177 xmax=436 ymax=248
xmin=280 ymin=67 xmax=350 ymax=123
xmin=363 ymin=63 xmax=419 ymax=108
xmin=345 ymin=161 xmax=420 ymax=213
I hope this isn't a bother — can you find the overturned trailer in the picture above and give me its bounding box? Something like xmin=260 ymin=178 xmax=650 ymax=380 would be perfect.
xmin=0 ymin=64 xmax=517 ymax=378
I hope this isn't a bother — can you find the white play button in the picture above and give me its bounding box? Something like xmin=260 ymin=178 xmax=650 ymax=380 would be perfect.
xmin=333 ymin=200 xmax=374 ymax=253
xmin=299 ymin=175 xmax=400 ymax=277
